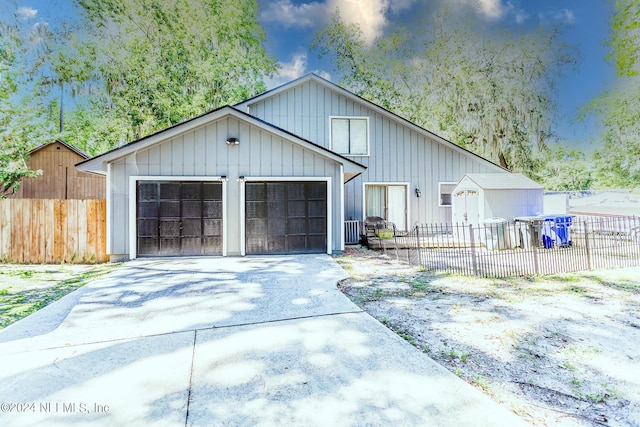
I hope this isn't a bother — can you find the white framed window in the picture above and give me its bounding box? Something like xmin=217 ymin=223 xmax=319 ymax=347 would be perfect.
xmin=330 ymin=116 xmax=369 ymax=156
xmin=439 ymin=182 xmax=457 ymax=207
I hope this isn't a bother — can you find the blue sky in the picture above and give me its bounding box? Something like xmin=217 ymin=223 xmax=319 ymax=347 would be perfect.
xmin=5 ymin=0 xmax=616 ymax=147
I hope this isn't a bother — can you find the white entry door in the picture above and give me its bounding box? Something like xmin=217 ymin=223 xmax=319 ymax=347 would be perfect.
xmin=365 ymin=184 xmax=407 ymax=230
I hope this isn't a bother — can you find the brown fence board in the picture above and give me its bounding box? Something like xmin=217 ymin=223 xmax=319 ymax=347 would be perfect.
xmin=0 ymin=199 xmax=107 ymax=264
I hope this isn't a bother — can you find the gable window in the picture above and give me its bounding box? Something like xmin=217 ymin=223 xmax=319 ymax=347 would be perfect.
xmin=330 ymin=117 xmax=369 ymax=156
xmin=439 ymin=182 xmax=457 ymax=207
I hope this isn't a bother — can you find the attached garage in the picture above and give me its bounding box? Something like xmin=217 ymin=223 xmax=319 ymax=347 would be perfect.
xmin=245 ymin=181 xmax=327 ymax=255
xmin=75 ymin=106 xmax=365 ymax=261
xmin=136 ymin=181 xmax=223 ymax=256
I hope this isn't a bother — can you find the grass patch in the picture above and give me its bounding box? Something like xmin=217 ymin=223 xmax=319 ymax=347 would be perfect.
xmin=0 ymin=264 xmax=119 ymax=329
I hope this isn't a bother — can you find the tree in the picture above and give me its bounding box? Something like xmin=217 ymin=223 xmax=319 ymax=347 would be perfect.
xmin=582 ymin=0 xmax=640 ymax=189
xmin=0 ymin=13 xmax=45 ymax=196
xmin=313 ymin=8 xmax=575 ymax=177
xmin=73 ymin=0 xmax=278 ymax=143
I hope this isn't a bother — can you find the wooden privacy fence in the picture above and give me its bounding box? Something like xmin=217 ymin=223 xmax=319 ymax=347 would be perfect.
xmin=372 ymin=215 xmax=640 ymax=278
xmin=0 ymin=199 xmax=107 ymax=264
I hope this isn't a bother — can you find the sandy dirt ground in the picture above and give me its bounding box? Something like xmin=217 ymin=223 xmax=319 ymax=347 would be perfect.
xmin=335 ymin=248 xmax=640 ymax=427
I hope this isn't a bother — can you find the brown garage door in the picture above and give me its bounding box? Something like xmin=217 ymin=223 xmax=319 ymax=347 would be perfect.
xmin=246 ymin=181 xmax=327 ymax=255
xmin=136 ymin=181 xmax=223 ymax=256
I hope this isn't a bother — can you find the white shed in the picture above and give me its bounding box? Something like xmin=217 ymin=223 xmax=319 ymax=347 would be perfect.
xmin=451 ymin=173 xmax=544 ymax=226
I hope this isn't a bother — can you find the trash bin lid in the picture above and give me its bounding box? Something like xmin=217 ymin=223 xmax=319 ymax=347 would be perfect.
xmin=514 ymin=216 xmax=544 ymax=223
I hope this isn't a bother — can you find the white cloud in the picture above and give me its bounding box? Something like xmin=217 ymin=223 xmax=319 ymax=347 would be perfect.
xmin=475 ymin=0 xmax=504 ymax=20
xmin=265 ymin=53 xmax=332 ymax=89
xmin=16 ymin=6 xmax=38 ymax=20
xmin=455 ymin=0 xmax=528 ymax=24
xmin=260 ymin=0 xmax=418 ymax=44
xmin=260 ymin=0 xmax=327 ymax=28
xmin=554 ymin=9 xmax=576 ymax=24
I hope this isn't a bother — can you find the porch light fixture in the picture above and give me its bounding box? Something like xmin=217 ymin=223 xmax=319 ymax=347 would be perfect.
xmin=415 ymin=187 xmax=421 ymax=198
xmin=226 ymin=137 xmax=239 ymax=145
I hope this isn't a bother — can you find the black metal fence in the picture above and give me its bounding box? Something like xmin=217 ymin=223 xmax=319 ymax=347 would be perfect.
xmin=374 ymin=216 xmax=640 ymax=278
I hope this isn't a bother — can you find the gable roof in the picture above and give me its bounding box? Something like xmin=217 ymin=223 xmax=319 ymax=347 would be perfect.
xmin=31 ymin=139 xmax=90 ymax=159
xmin=236 ymin=73 xmax=506 ymax=174
xmin=459 ymin=173 xmax=543 ymax=190
xmin=76 ymin=105 xmax=366 ymax=182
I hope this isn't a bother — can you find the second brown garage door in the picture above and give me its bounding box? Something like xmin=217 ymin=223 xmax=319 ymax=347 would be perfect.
xmin=245 ymin=181 xmax=327 ymax=254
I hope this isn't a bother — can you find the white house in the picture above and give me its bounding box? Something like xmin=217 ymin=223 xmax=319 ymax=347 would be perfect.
xmin=77 ymin=74 xmax=515 ymax=261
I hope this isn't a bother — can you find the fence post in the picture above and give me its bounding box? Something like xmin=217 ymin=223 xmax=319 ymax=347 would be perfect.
xmin=469 ymin=224 xmax=478 ymax=276
xmin=531 ymin=223 xmax=540 ymax=275
xmin=415 ymin=225 xmax=422 ymax=267
xmin=584 ymin=220 xmax=592 ymax=271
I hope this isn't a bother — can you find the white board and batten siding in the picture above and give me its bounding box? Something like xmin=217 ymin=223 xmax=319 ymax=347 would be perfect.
xmin=452 ymin=173 xmax=544 ymax=226
xmin=239 ymin=75 xmax=507 ymax=226
xmin=107 ymin=114 xmax=345 ymax=260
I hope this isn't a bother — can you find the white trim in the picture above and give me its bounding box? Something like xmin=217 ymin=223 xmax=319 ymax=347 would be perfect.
xmin=438 ymin=182 xmax=457 ymax=207
xmin=329 ymin=116 xmax=370 ymax=157
xmin=128 ymin=176 xmax=227 ymax=260
xmin=362 ymin=182 xmax=411 ymax=231
xmin=239 ymin=180 xmax=246 ymax=256
xmin=241 ymin=177 xmax=332 ymax=255
xmin=340 ymin=165 xmax=345 ymax=251
xmin=106 ymin=163 xmax=112 ymax=256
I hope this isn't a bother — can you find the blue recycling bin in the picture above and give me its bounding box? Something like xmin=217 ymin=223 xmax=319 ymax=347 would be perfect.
xmin=542 ymin=215 xmax=575 ymax=248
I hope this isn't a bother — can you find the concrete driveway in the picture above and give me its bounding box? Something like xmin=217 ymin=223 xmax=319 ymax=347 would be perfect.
xmin=0 ymin=255 xmax=525 ymax=426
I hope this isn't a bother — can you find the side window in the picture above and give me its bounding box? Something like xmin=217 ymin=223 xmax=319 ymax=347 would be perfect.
xmin=330 ymin=117 xmax=369 ymax=156
xmin=439 ymin=182 xmax=457 ymax=207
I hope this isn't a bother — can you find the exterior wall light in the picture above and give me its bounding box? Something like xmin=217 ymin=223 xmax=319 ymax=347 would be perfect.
xmin=226 ymin=137 xmax=239 ymax=145
xmin=415 ymin=187 xmax=421 ymax=197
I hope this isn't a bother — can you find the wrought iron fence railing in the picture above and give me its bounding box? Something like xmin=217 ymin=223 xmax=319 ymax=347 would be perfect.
xmin=371 ymin=215 xmax=640 ymax=278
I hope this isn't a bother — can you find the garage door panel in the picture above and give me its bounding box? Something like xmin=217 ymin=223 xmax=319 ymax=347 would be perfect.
xmin=160 ymin=220 xmax=181 ymax=237
xmin=160 ymin=238 xmax=180 ymax=255
xmin=247 ymin=218 xmax=267 ymax=235
xmin=267 ymin=201 xmax=285 ymax=217
xmin=181 ymin=183 xmax=201 ymax=199
xmin=181 ymin=237 xmax=202 ymax=254
xmin=308 ymin=236 xmax=326 ymax=251
xmin=137 ymin=181 xmax=223 ymax=256
xmin=160 ymin=201 xmax=180 ymax=217
xmin=203 ymin=201 xmax=222 ymax=217
xmin=267 ymin=183 xmax=286 ymax=200
xmin=138 ymin=238 xmax=157 ymax=255
xmin=245 ymin=181 xmax=327 ymax=255
xmin=288 ymin=201 xmax=306 ymax=217
xmin=268 ymin=237 xmax=286 ymax=253
xmin=308 ymin=200 xmax=326 ymax=216
xmin=308 ymin=183 xmax=326 ymax=199
xmin=203 ymin=219 xmax=222 ymax=236
xmin=138 ymin=219 xmax=158 ymax=237
xmin=288 ymin=218 xmax=307 ymax=235
xmin=160 ymin=183 xmax=180 ymax=199
xmin=269 ymin=218 xmax=286 ymax=236
xmin=246 ymin=201 xmax=266 ymax=218
xmin=182 ymin=218 xmax=201 ymax=236
xmin=202 ymin=182 xmax=222 ymax=200
xmin=138 ymin=201 xmax=158 ymax=218
xmin=309 ymin=218 xmax=326 ymax=234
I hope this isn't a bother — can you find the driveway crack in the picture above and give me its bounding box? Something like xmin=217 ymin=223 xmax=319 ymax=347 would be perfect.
xmin=184 ymin=329 xmax=197 ymax=427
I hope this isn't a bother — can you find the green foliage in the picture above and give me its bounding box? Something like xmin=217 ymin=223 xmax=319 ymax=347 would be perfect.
xmin=74 ymin=0 xmax=278 ymax=144
xmin=607 ymin=0 xmax=640 ymax=77
xmin=579 ymin=1 xmax=640 ymax=189
xmin=313 ymin=7 xmax=575 ymax=177
xmin=536 ymin=144 xmax=595 ymax=191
